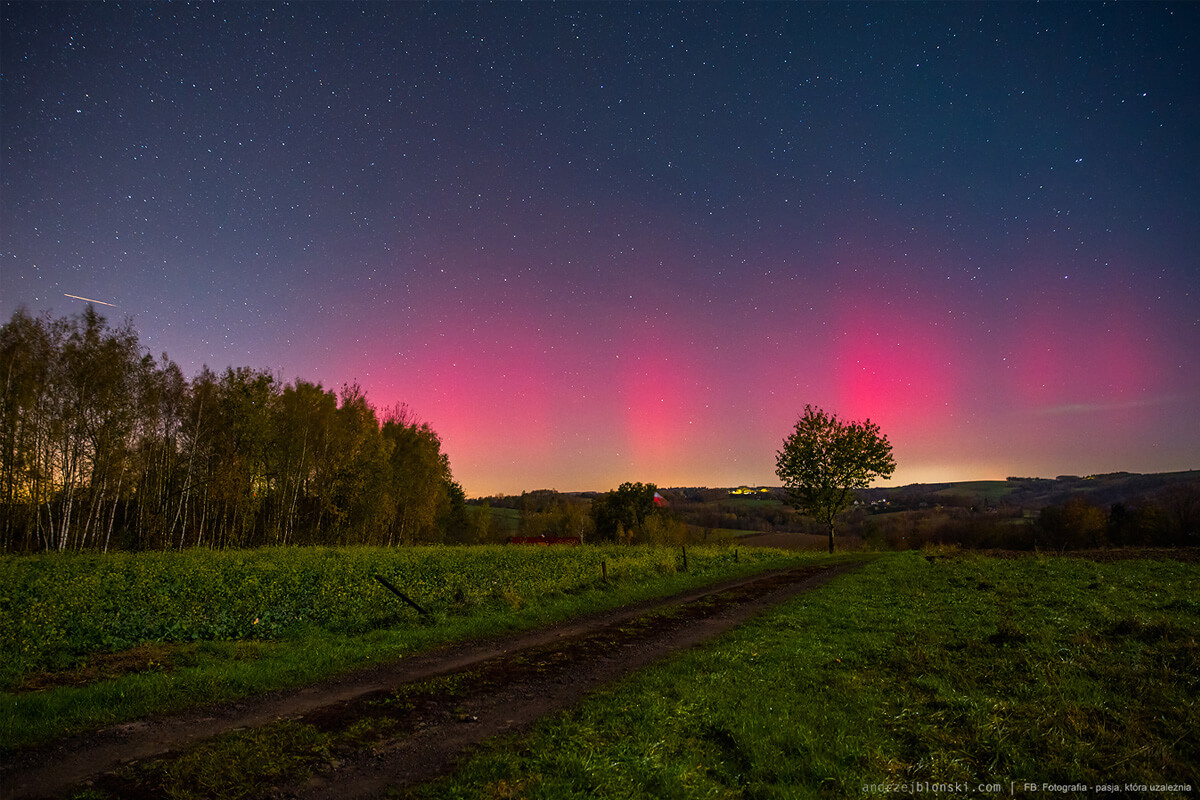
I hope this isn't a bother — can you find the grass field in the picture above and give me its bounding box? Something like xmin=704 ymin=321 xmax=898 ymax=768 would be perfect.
xmin=928 ymin=480 xmax=1015 ymax=503
xmin=405 ymin=551 xmax=1199 ymax=799
xmin=7 ymin=549 xmax=1198 ymax=799
xmin=0 ymin=544 xmax=806 ymax=749
xmin=487 ymin=507 xmax=523 ymax=532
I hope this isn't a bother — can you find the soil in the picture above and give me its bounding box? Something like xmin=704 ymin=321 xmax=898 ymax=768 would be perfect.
xmin=2 ymin=561 xmax=864 ymax=800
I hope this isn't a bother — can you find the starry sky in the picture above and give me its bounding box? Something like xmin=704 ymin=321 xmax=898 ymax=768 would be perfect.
xmin=3 ymin=2 xmax=1197 ymax=496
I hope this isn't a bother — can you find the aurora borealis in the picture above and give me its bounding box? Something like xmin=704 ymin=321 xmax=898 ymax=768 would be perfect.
xmin=2 ymin=2 xmax=1196 ymax=495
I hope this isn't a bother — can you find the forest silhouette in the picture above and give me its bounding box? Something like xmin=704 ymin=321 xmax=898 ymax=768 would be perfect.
xmin=0 ymin=307 xmax=471 ymax=551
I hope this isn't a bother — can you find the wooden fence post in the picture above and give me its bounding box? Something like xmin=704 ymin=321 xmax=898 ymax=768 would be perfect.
xmin=373 ymin=574 xmax=432 ymax=619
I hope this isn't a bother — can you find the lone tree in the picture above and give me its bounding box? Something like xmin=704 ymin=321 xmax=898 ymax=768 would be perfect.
xmin=775 ymin=405 xmax=896 ymax=553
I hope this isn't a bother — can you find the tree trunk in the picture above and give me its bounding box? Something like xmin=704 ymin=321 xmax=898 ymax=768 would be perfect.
xmin=104 ymin=470 xmax=123 ymax=553
xmin=828 ymin=521 xmax=835 ymax=553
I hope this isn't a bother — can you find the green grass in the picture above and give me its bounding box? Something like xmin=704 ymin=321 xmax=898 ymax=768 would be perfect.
xmin=929 ymin=480 xmax=1015 ymax=504
xmin=21 ymin=551 xmax=1200 ymax=800
xmin=103 ymin=720 xmax=338 ymax=800
xmin=401 ymin=552 xmax=1199 ymax=799
xmin=488 ymin=507 xmax=523 ymax=531
xmin=1 ymin=544 xmax=811 ymax=750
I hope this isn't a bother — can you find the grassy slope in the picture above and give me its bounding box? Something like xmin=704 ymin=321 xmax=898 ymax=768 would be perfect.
xmin=409 ymin=552 xmax=1200 ymax=800
xmin=928 ymin=480 xmax=1015 ymax=503
xmin=488 ymin=507 xmax=522 ymax=532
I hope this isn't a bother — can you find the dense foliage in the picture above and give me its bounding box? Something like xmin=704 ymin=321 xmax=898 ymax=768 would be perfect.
xmin=590 ymin=482 xmax=685 ymax=543
xmin=0 ymin=307 xmax=467 ymax=552
xmin=776 ymin=404 xmax=896 ymax=551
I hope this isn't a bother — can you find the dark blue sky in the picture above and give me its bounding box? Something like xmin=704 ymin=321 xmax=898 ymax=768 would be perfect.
xmin=3 ymin=2 xmax=1197 ymax=494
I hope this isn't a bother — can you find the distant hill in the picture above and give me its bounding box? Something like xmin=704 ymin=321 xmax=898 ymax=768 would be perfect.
xmin=659 ymin=470 xmax=1200 ymax=511
xmin=476 ymin=472 xmax=1199 ymax=548
xmin=854 ymin=470 xmax=1200 ymax=510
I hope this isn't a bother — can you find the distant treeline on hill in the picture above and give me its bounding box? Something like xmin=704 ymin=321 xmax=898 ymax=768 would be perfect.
xmin=853 ymin=473 xmax=1200 ymax=551
xmin=857 ymin=472 xmax=1200 ymax=512
xmin=0 ymin=306 xmax=481 ymax=552
xmin=476 ymin=473 xmax=1200 ymax=552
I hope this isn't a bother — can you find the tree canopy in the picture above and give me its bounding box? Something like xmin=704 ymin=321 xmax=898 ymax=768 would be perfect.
xmin=589 ymin=482 xmax=684 ymax=544
xmin=590 ymin=482 xmax=658 ymax=543
xmin=775 ymin=404 xmax=896 ymax=552
xmin=0 ymin=306 xmax=463 ymax=551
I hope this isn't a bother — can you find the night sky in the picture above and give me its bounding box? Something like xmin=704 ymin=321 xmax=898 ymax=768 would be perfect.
xmin=3 ymin=2 xmax=1197 ymax=496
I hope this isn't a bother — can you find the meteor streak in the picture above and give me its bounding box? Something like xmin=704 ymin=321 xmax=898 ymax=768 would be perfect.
xmin=64 ymin=294 xmax=117 ymax=307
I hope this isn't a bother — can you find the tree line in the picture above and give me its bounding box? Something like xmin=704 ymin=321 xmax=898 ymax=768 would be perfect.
xmin=0 ymin=306 xmax=471 ymax=552
xmin=472 ymin=484 xmax=691 ymax=545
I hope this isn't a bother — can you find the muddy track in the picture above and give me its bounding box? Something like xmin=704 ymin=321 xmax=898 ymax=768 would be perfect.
xmin=4 ymin=561 xmax=864 ymax=800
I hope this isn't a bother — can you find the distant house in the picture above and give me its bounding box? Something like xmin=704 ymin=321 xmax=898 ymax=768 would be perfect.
xmin=730 ymin=486 xmax=770 ymax=495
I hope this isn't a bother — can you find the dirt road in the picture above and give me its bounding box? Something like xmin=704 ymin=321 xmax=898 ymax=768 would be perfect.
xmin=4 ymin=561 xmax=863 ymax=800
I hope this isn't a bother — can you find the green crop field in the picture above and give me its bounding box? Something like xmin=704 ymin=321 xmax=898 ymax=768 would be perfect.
xmin=0 ymin=544 xmax=809 ymax=749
